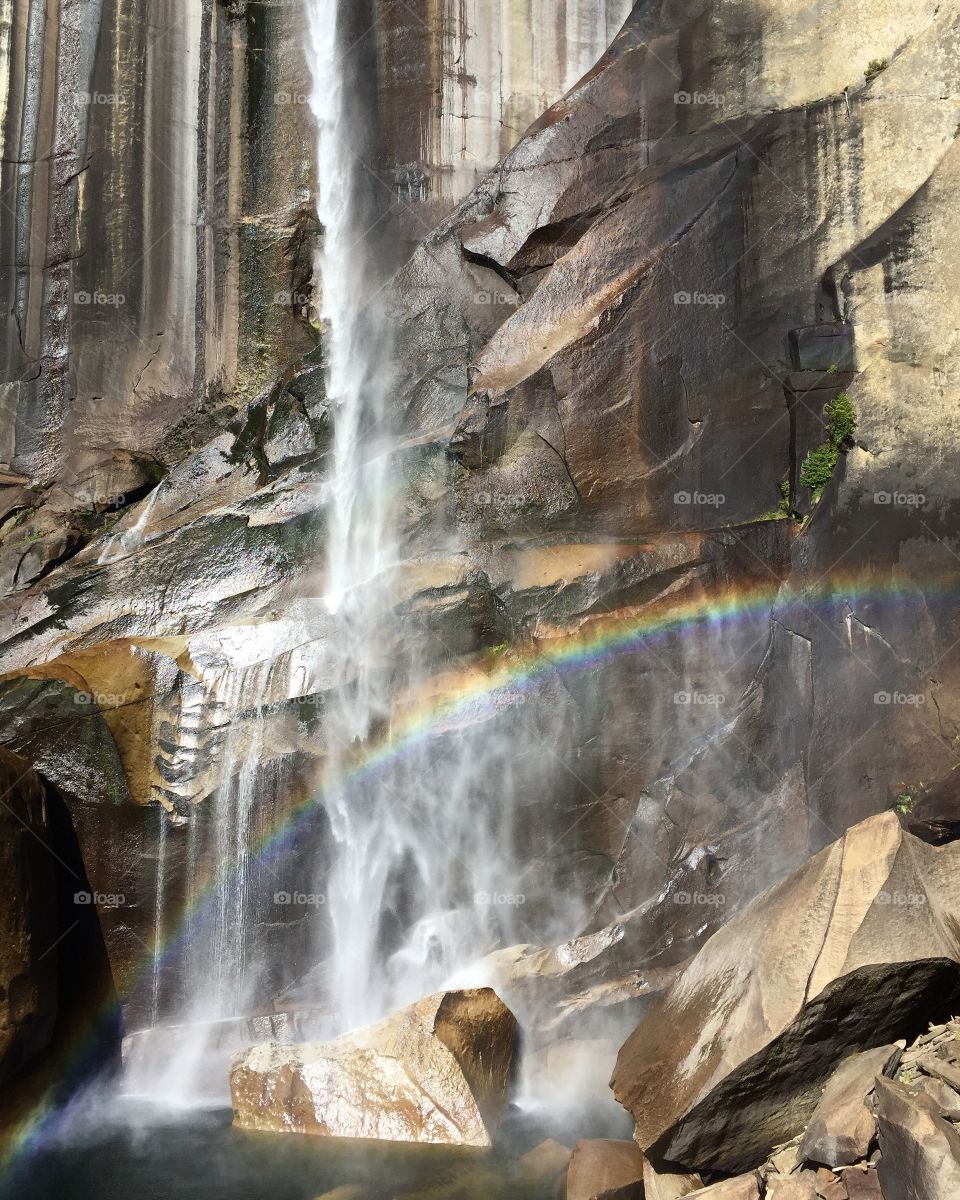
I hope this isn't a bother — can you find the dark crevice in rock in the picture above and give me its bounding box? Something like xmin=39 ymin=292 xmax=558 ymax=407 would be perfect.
xmin=536 ymin=431 xmax=583 ymax=508
xmin=460 ymin=244 xmax=521 ymax=294
xmin=771 ymin=617 xmax=812 ymax=646
xmin=506 ymin=205 xmax=621 ymax=275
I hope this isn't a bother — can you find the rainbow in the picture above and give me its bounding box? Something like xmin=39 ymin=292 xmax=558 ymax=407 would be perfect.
xmin=2 ymin=564 xmax=956 ymax=1173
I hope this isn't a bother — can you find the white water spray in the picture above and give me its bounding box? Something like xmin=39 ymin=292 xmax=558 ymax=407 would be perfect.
xmin=306 ymin=0 xmax=404 ymax=1028
xmin=305 ymin=1 xmax=523 ymax=1034
xmin=303 ymin=0 xmax=594 ymax=1035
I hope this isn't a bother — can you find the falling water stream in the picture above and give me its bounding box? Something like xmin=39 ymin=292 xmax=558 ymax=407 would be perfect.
xmin=303 ymin=0 xmax=578 ymax=1034
xmin=306 ymin=0 xmax=404 ymax=1031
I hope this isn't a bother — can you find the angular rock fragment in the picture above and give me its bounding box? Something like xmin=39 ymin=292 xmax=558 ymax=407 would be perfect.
xmin=811 ymin=1166 xmax=847 ymax=1199
xmin=565 ymin=1139 xmax=645 ymax=1200
xmin=765 ymin=1173 xmax=818 ymax=1199
xmin=918 ymin=1056 xmax=960 ymax=1091
xmin=643 ymin=1159 xmax=704 ymax=1200
xmin=875 ymin=1075 xmax=960 ymax=1200
xmin=612 ymin=813 xmax=960 ymax=1173
xmin=764 ymin=1139 xmax=802 ymax=1178
xmin=685 ymin=1175 xmax=760 ymax=1199
xmin=837 ymin=1164 xmax=881 ymax=1199
xmin=230 ymin=988 xmax=518 ymax=1145
xmin=915 ymin=1075 xmax=960 ymax=1120
xmin=798 ymin=1044 xmax=900 ymax=1167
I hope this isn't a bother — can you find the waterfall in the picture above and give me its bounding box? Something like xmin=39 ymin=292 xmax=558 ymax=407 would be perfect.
xmin=305 ymin=0 xmax=402 ymax=1030
xmin=303 ymin=0 xmax=588 ymax=1036
xmin=304 ymin=0 xmax=511 ymax=1035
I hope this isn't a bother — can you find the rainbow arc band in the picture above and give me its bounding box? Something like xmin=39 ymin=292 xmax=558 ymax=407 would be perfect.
xmin=2 ymin=567 xmax=955 ymax=1170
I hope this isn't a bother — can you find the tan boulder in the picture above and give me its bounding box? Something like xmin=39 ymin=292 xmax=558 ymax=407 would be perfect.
xmin=811 ymin=1167 xmax=847 ymax=1199
xmin=685 ymin=1176 xmax=760 ymax=1199
xmin=765 ymin=1174 xmax=818 ymax=1199
xmin=798 ymin=1044 xmax=901 ymax=1167
xmin=519 ymin=1138 xmax=572 ymax=1181
xmin=612 ymin=813 xmax=960 ymax=1172
xmin=838 ymin=1164 xmax=881 ymax=1198
xmin=643 ymin=1159 xmax=704 ymax=1199
xmin=875 ymin=1075 xmax=960 ymax=1199
xmin=763 ymin=1139 xmax=802 ymax=1178
xmin=566 ymin=1139 xmax=645 ymax=1200
xmin=230 ymin=988 xmax=518 ymax=1145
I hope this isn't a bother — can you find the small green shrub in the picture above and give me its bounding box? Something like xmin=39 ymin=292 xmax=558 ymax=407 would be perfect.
xmin=761 ymin=478 xmax=797 ymax=521
xmin=799 ymin=392 xmax=858 ymax=500
xmin=799 ymin=442 xmax=840 ymax=497
xmin=825 ymin=391 xmax=857 ymax=447
xmin=865 ymin=57 xmax=888 ymax=82
xmin=893 ymin=782 xmax=928 ymax=814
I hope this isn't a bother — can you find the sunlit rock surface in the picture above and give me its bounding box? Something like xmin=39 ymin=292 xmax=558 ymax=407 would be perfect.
xmin=875 ymin=1067 xmax=960 ymax=1200
xmin=230 ymin=988 xmax=519 ymax=1145
xmin=565 ymin=1137 xmax=646 ymax=1200
xmin=796 ymin=1042 xmax=903 ymax=1169
xmin=612 ymin=812 xmax=960 ymax=1172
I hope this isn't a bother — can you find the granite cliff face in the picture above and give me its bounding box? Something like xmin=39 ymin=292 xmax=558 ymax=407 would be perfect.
xmin=1 ymin=0 xmax=959 ymax=1083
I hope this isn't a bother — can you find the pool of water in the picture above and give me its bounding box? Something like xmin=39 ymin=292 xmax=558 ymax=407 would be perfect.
xmin=1 ymin=1102 xmax=562 ymax=1200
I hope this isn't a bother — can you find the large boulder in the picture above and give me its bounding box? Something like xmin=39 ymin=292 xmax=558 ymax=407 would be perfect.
xmin=875 ymin=1075 xmax=960 ymax=1199
xmin=230 ymin=988 xmax=518 ymax=1146
xmin=643 ymin=1160 xmax=704 ymax=1199
xmin=612 ymin=812 xmax=960 ymax=1172
xmin=565 ymin=1139 xmax=646 ymax=1200
xmin=519 ymin=1138 xmax=573 ymax=1183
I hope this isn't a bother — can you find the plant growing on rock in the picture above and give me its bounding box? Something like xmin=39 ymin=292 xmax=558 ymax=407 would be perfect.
xmin=825 ymin=391 xmax=857 ymax=447
xmin=761 ymin=479 xmax=797 ymax=521
xmin=893 ymin=782 xmax=928 ymax=814
xmin=799 ymin=442 xmax=840 ymax=498
xmin=865 ymin=57 xmax=889 ymax=82
xmin=799 ymin=392 xmax=857 ymax=500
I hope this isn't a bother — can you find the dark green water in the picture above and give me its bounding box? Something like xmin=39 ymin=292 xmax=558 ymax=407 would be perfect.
xmin=2 ymin=1104 xmax=559 ymax=1200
